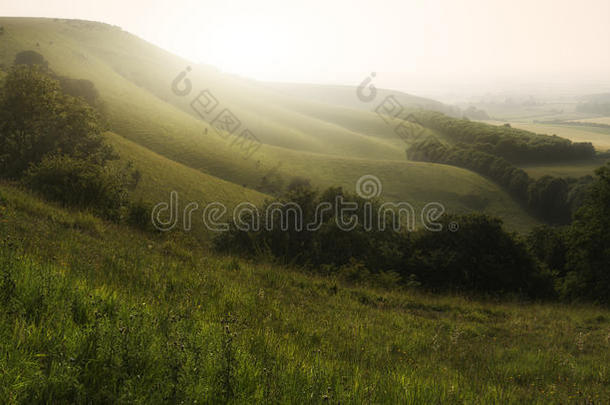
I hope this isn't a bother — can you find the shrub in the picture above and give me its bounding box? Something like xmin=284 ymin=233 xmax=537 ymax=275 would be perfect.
xmin=58 ymin=76 xmax=100 ymax=107
xmin=126 ymin=199 xmax=154 ymax=230
xmin=24 ymin=155 xmax=130 ymax=220
xmin=14 ymin=50 xmax=48 ymax=68
xmin=215 ymin=185 xmax=410 ymax=273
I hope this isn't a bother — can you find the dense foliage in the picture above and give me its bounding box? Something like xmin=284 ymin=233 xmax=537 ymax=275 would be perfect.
xmin=216 ymin=163 xmax=610 ymax=303
xmin=411 ymin=111 xmax=595 ymax=163
xmin=215 ymin=186 xmax=410 ymax=273
xmin=215 ymin=185 xmax=548 ymax=297
xmin=406 ymin=137 xmax=593 ymax=224
xmin=530 ymin=164 xmax=610 ymax=302
xmin=0 ymin=58 xmax=140 ymax=220
xmin=0 ymin=64 xmax=113 ymax=176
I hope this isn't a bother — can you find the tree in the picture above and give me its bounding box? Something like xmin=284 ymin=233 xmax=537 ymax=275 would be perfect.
xmin=410 ymin=214 xmax=549 ymax=295
xmin=563 ymin=163 xmax=610 ymax=302
xmin=527 ymin=176 xmax=570 ymax=224
xmin=0 ymin=65 xmax=113 ymax=177
xmin=58 ymin=77 xmax=100 ymax=107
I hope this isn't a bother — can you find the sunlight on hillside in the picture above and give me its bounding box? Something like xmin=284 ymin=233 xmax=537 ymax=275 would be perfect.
xmin=0 ymin=1 xmax=609 ymax=402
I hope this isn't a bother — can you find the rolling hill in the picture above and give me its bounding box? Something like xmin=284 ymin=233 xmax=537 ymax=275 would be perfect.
xmin=0 ymin=17 xmax=540 ymax=232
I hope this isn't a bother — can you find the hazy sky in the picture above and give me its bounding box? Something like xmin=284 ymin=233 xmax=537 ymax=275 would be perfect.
xmin=3 ymin=0 xmax=610 ymax=96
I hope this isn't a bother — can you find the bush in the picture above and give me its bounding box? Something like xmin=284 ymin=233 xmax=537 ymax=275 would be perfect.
xmin=14 ymin=50 xmax=48 ymax=68
xmin=24 ymin=155 xmax=130 ymax=220
xmin=126 ymin=199 xmax=154 ymax=230
xmin=58 ymin=76 xmax=100 ymax=107
xmin=215 ymin=185 xmax=410 ymax=273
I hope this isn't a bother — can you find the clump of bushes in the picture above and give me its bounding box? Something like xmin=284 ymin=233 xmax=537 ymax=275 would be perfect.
xmin=409 ymin=214 xmax=552 ymax=296
xmin=13 ymin=50 xmax=48 ymax=68
xmin=13 ymin=50 xmax=105 ymax=111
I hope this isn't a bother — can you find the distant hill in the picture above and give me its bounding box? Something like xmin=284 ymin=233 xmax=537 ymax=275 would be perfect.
xmin=263 ymin=82 xmax=461 ymax=116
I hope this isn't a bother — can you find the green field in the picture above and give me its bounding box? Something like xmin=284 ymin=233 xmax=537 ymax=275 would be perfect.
xmin=0 ymin=17 xmax=541 ymax=233
xmin=1 ymin=183 xmax=608 ymax=403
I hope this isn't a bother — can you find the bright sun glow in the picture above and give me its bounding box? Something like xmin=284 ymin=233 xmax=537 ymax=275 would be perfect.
xmin=3 ymin=0 xmax=610 ymax=92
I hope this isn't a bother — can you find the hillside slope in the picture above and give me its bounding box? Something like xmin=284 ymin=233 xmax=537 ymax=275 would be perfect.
xmin=0 ymin=17 xmax=540 ymax=231
xmin=0 ymin=182 xmax=608 ymax=403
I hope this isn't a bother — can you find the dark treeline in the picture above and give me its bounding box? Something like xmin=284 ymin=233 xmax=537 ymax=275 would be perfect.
xmin=406 ymin=137 xmax=593 ymax=224
xmin=214 ymin=185 xmax=550 ymax=297
xmin=411 ymin=111 xmax=595 ymax=163
xmin=215 ymin=164 xmax=610 ymax=303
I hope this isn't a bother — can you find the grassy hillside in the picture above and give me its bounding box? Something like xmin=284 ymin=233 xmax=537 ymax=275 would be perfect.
xmin=264 ymin=82 xmax=460 ymax=115
xmin=110 ymin=126 xmax=538 ymax=232
xmin=1 ymin=183 xmax=609 ymax=403
xmin=104 ymin=132 xmax=268 ymax=239
xmin=0 ymin=17 xmax=541 ymax=232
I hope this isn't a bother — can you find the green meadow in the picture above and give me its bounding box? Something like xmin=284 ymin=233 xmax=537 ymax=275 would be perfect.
xmin=1 ymin=183 xmax=609 ymax=403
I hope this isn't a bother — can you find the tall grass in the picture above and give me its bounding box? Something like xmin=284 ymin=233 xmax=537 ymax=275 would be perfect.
xmin=0 ymin=183 xmax=608 ymax=403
